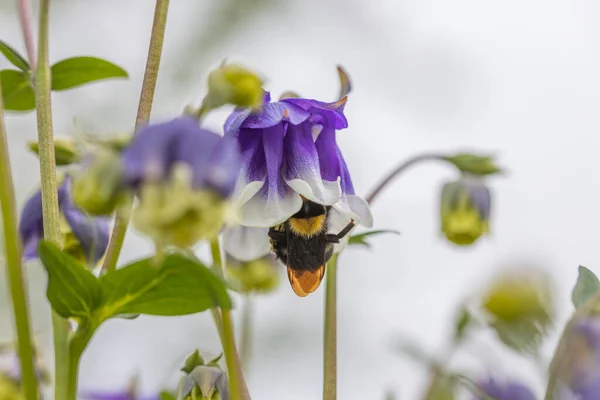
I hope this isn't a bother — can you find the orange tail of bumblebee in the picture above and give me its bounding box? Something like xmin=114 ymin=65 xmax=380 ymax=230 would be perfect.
xmin=287 ymin=265 xmax=326 ymax=297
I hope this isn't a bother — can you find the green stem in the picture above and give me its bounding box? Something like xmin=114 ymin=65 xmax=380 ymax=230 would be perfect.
xmin=239 ymin=295 xmax=252 ymax=369
xmin=221 ymin=309 xmax=243 ymax=400
xmin=365 ymin=154 xmax=446 ymax=204
xmin=66 ymin=323 xmax=95 ymax=400
xmin=209 ymin=238 xmax=250 ymax=400
xmin=323 ymin=253 xmax=338 ymax=400
xmin=0 ymin=79 xmax=39 ymax=400
xmin=100 ymin=0 xmax=170 ymax=274
xmin=34 ymin=1 xmax=71 ymax=398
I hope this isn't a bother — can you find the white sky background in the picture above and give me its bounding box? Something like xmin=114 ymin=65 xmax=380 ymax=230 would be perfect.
xmin=1 ymin=0 xmax=600 ymax=399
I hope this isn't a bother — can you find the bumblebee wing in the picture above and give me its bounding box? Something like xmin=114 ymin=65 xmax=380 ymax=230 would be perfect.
xmin=287 ymin=265 xmax=326 ymax=297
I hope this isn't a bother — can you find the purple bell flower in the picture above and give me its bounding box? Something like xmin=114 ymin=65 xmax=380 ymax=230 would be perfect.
xmin=18 ymin=177 xmax=110 ymax=264
xmin=222 ymin=92 xmax=372 ymax=261
xmin=552 ymin=317 xmax=600 ymax=400
xmin=475 ymin=377 xmax=536 ymax=400
xmin=122 ymin=116 xmax=241 ymax=199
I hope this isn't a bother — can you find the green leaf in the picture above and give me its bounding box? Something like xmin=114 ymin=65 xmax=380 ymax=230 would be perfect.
xmin=453 ymin=307 xmax=472 ymax=342
xmin=182 ymin=350 xmax=205 ymax=373
xmin=0 ymin=40 xmax=29 ymax=71
xmin=50 ymin=56 xmax=128 ymax=91
xmin=424 ymin=376 xmax=455 ymax=400
xmin=37 ymin=241 xmax=102 ymax=319
xmin=0 ymin=69 xmax=35 ymax=111
xmin=348 ymin=229 xmax=400 ymax=249
xmin=159 ymin=392 xmax=176 ymax=400
xmin=98 ymin=253 xmax=232 ymax=318
xmin=572 ymin=265 xmax=600 ymax=309
xmin=490 ymin=318 xmax=546 ymax=355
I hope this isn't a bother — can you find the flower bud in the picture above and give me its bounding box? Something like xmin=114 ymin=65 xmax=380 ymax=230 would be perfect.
xmin=440 ymin=177 xmax=491 ymax=246
xmin=27 ymin=138 xmax=80 ymax=166
xmin=226 ymin=253 xmax=280 ymax=294
xmin=483 ymin=271 xmax=553 ymax=323
xmin=71 ymin=148 xmax=126 ymax=216
xmin=444 ymin=153 xmax=502 ymax=176
xmin=180 ymin=350 xmax=228 ymax=400
xmin=204 ymin=64 xmax=263 ymax=111
xmin=132 ymin=164 xmax=227 ymax=248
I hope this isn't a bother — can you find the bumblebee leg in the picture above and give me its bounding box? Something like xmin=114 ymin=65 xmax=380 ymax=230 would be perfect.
xmin=325 ymin=220 xmax=356 ymax=243
xmin=268 ymin=230 xmax=288 ymax=243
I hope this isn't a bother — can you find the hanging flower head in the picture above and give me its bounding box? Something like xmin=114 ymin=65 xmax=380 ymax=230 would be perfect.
xmin=222 ymin=89 xmax=373 ymax=262
xmin=19 ymin=177 xmax=110 ymax=265
xmin=121 ymin=116 xmax=242 ymax=247
xmin=440 ymin=176 xmax=491 ymax=246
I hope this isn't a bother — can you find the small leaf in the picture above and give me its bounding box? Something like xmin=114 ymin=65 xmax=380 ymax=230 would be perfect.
xmin=159 ymin=392 xmax=176 ymax=400
xmin=453 ymin=307 xmax=472 ymax=342
xmin=572 ymin=265 xmax=600 ymax=309
xmin=50 ymin=56 xmax=128 ymax=91
xmin=37 ymin=241 xmax=102 ymax=319
xmin=182 ymin=350 xmax=205 ymax=374
xmin=0 ymin=41 xmax=29 ymax=71
xmin=424 ymin=375 xmax=456 ymax=400
xmin=491 ymin=318 xmax=546 ymax=355
xmin=0 ymin=69 xmax=35 ymax=111
xmin=98 ymin=253 xmax=232 ymax=318
xmin=348 ymin=229 xmax=400 ymax=249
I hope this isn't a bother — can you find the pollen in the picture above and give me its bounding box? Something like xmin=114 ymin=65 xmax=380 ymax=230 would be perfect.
xmin=288 ymin=215 xmax=326 ymax=237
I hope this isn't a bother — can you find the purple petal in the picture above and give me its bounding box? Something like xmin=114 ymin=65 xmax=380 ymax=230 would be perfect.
xmin=238 ymin=128 xmax=267 ymax=184
xmin=122 ymin=116 xmax=201 ymax=187
xmin=466 ymin=179 xmax=491 ymax=220
xmin=314 ymin=126 xmax=355 ymax=194
xmin=262 ymin=124 xmax=286 ymax=196
xmin=282 ymin=97 xmax=348 ymax=129
xmin=241 ymin=102 xmax=310 ymax=129
xmin=283 ymin=122 xmax=340 ymax=205
xmin=61 ymin=200 xmax=110 ymax=264
xmin=224 ymin=108 xmax=252 ymax=136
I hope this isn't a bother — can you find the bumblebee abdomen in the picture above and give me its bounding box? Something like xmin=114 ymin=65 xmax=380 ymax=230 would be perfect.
xmin=287 ymin=215 xmax=326 ymax=237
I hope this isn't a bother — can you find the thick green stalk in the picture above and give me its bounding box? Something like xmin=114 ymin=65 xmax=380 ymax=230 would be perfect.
xmin=210 ymin=238 xmax=250 ymax=400
xmin=323 ymin=254 xmax=338 ymax=400
xmin=0 ymin=81 xmax=39 ymax=400
xmin=101 ymin=0 xmax=170 ymax=274
xmin=66 ymin=322 xmax=95 ymax=400
xmin=34 ymin=1 xmax=71 ymax=398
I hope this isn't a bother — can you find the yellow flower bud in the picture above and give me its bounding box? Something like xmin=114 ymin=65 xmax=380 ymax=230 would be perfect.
xmin=204 ymin=64 xmax=264 ymax=111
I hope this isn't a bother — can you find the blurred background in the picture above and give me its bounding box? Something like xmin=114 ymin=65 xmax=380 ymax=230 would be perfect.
xmin=1 ymin=0 xmax=600 ymax=398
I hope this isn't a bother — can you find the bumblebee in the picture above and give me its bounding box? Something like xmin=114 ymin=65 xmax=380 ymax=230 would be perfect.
xmin=268 ymin=199 xmax=355 ymax=297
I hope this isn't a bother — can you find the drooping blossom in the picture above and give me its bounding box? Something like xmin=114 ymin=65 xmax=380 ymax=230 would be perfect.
xmin=19 ymin=177 xmax=110 ymax=264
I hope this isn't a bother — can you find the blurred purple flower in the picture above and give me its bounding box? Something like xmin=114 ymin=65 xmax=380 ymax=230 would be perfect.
xmin=79 ymin=391 xmax=160 ymax=400
xmin=122 ymin=116 xmax=241 ymax=199
xmin=18 ymin=177 xmax=110 ymax=263
xmin=475 ymin=377 xmax=536 ymax=400
xmin=554 ymin=317 xmax=600 ymax=400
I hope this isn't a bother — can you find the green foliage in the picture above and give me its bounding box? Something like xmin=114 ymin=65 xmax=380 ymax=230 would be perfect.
xmin=38 ymin=242 xmax=232 ymax=322
xmin=50 ymin=56 xmax=128 ymax=91
xmin=348 ymin=229 xmax=400 ymax=249
xmin=452 ymin=307 xmax=472 ymax=342
xmin=443 ymin=153 xmax=502 ymax=176
xmin=27 ymin=138 xmax=80 ymax=166
xmin=98 ymin=253 xmax=232 ymax=317
xmin=490 ymin=318 xmax=546 ymax=354
xmin=572 ymin=265 xmax=600 ymax=309
xmin=0 ymin=69 xmax=35 ymax=111
xmin=0 ymin=40 xmax=29 ymax=71
xmin=160 ymin=392 xmax=177 ymax=400
xmin=424 ymin=376 xmax=455 ymax=400
xmin=37 ymin=241 xmax=103 ymax=319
